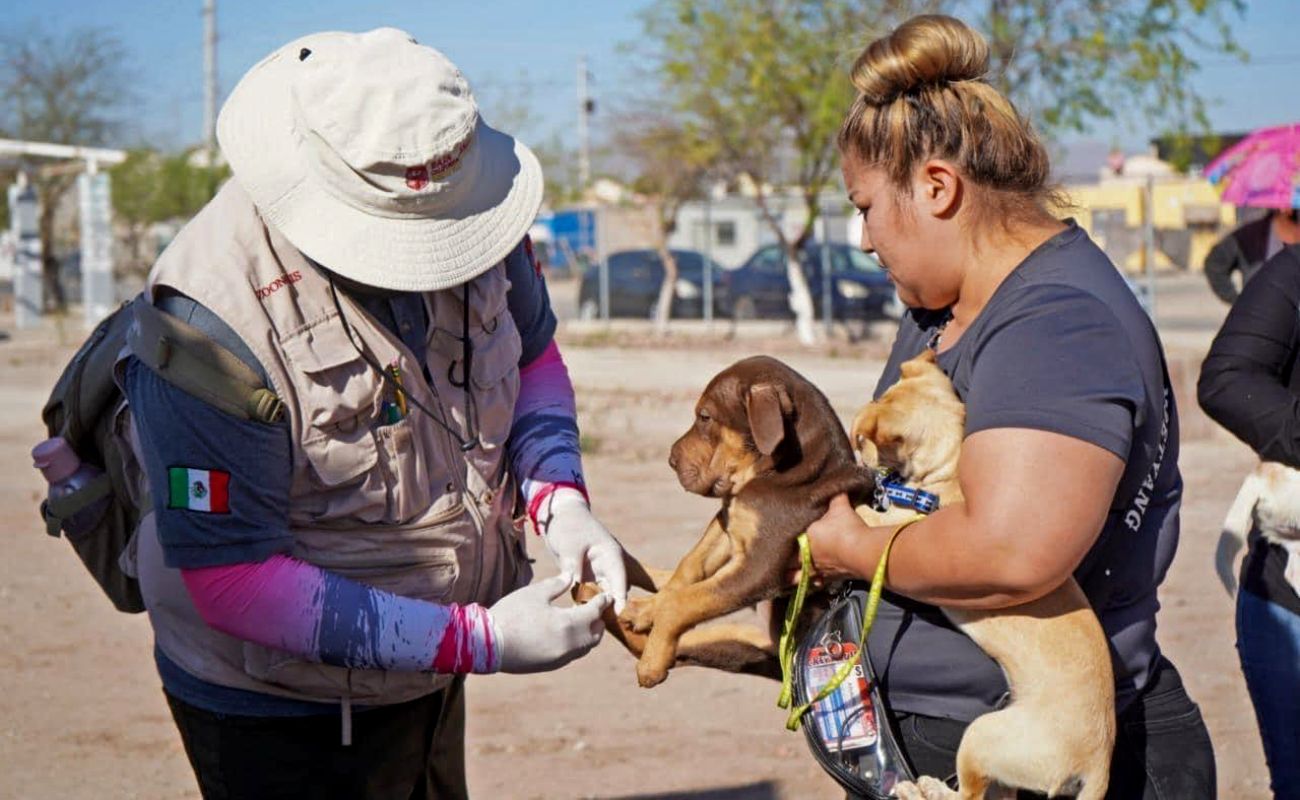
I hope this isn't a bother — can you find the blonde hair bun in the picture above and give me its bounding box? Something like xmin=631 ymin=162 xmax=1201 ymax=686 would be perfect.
xmin=850 ymin=14 xmax=990 ymax=104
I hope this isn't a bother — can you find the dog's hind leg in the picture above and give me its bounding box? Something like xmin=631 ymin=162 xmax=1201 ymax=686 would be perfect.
xmin=575 ymin=581 xmax=781 ymax=678
xmin=1073 ymin=769 xmax=1110 ymax=800
xmin=672 ymin=623 xmax=779 ymax=678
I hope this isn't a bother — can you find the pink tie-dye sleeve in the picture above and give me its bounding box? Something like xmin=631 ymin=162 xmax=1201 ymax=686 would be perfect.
xmin=510 ymin=340 xmax=588 ymax=524
xmin=181 ymin=554 xmax=497 ymax=674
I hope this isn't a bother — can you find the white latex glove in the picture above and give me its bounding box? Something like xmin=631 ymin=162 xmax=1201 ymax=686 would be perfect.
xmin=537 ymin=488 xmax=629 ymax=614
xmin=488 ymin=573 xmax=611 ymax=674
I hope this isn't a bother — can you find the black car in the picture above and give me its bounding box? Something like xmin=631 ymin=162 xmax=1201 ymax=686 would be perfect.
xmin=578 ymin=249 xmax=729 ymax=320
xmin=727 ymin=242 xmax=895 ymax=320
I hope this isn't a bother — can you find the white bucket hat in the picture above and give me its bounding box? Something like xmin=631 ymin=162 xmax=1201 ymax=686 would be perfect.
xmin=217 ymin=28 xmax=543 ymax=292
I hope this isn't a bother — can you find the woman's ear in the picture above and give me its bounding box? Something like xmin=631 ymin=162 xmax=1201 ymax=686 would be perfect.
xmin=918 ymin=159 xmax=961 ymax=219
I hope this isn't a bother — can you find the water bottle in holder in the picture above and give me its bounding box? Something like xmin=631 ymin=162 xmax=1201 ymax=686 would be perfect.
xmin=33 ymin=437 xmax=112 ymax=537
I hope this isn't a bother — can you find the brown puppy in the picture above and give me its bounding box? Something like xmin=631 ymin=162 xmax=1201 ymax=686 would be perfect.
xmin=854 ymin=351 xmax=1116 ymax=800
xmin=619 ymin=355 xmax=874 ymax=688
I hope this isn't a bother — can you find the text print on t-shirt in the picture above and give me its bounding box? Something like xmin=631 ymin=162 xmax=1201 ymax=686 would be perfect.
xmin=1124 ymin=385 xmax=1171 ymax=532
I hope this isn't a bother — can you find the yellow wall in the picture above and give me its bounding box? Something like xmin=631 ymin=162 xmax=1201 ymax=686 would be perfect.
xmin=1057 ymin=178 xmax=1236 ymax=272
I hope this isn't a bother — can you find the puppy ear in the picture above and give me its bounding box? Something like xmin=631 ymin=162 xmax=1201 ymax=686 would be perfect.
xmin=899 ymin=349 xmax=938 ymax=378
xmin=851 ymin=404 xmax=877 ymax=449
xmin=747 ymin=383 xmax=790 ymax=456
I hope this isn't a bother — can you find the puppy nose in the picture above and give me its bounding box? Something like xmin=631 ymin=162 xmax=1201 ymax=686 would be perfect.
xmin=668 ymin=452 xmax=679 ymax=471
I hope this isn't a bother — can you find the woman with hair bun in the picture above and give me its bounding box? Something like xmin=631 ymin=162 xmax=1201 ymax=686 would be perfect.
xmin=805 ymin=15 xmax=1216 ymax=798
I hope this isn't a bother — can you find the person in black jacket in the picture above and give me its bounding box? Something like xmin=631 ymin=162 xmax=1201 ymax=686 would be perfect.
xmin=1198 ymin=243 xmax=1300 ymax=799
xmin=1204 ymin=210 xmax=1300 ymax=304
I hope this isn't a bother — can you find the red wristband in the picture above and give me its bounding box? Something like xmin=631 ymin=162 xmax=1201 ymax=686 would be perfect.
xmin=527 ymin=481 xmax=590 ymax=533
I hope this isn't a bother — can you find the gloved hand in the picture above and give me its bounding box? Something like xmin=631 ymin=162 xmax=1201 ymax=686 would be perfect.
xmin=488 ymin=573 xmax=611 ymax=674
xmin=537 ymin=488 xmax=629 ymax=614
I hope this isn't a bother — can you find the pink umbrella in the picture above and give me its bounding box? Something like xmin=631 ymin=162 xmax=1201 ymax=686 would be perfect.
xmin=1204 ymin=123 xmax=1300 ymax=209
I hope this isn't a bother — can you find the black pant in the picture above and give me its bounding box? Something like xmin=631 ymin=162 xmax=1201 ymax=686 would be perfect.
xmin=891 ymin=657 xmax=1216 ymax=799
xmin=165 ymin=679 xmax=467 ymax=800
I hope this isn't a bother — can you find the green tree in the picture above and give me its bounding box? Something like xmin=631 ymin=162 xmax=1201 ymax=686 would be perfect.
xmin=638 ymin=0 xmax=1245 ymax=339
xmin=0 ymin=26 xmax=134 ymax=312
xmin=962 ymin=0 xmax=1246 ymax=146
xmin=639 ymin=0 xmax=921 ymax=343
xmin=109 ymin=149 xmax=229 ymax=276
xmin=614 ymin=114 xmax=718 ymax=334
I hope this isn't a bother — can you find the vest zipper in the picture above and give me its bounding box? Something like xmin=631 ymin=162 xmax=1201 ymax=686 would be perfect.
xmin=416 ymin=352 xmax=487 ymax=605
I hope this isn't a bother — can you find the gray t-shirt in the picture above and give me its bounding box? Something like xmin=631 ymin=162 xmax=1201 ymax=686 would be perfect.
xmin=866 ymin=222 xmax=1181 ymax=721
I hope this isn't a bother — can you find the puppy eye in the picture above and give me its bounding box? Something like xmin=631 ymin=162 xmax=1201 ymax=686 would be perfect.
xmin=696 ymin=410 xmax=711 ymax=423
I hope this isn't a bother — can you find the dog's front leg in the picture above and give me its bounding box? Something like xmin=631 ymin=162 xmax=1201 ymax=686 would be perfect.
xmin=635 ymin=552 xmax=777 ymax=687
xmin=625 ymin=516 xmax=731 ymax=633
xmin=663 ymin=515 xmax=731 ymax=589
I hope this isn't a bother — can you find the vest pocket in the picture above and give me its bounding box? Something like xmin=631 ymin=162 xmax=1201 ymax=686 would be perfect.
xmin=374 ymin=415 xmax=455 ymax=523
xmin=468 ymin=322 xmax=522 ymax=455
xmin=280 ymin=314 xmax=382 ymax=428
xmin=282 ymin=316 xmax=394 ymax=521
xmin=297 ymin=423 xmax=386 ymax=523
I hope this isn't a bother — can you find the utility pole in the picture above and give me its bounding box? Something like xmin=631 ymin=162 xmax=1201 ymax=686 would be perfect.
xmin=203 ymin=0 xmax=218 ymax=164
xmin=576 ymin=55 xmax=591 ymax=194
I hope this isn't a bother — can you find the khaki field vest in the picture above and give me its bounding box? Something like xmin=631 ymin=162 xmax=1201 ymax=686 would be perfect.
xmin=124 ymin=180 xmax=530 ymax=706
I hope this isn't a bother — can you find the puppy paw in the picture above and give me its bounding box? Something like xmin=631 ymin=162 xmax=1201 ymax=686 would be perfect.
xmin=892 ymin=781 xmax=926 ymax=800
xmin=635 ymin=658 xmax=669 ymax=688
xmin=622 ymin=596 xmax=658 ymax=633
xmin=915 ymin=775 xmax=959 ymax=800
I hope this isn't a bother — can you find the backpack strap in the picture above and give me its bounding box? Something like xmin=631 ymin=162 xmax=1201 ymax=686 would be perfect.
xmin=128 ymin=297 xmax=285 ymax=424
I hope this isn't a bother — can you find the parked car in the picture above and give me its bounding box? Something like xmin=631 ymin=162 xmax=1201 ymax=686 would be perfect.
xmin=727 ymin=242 xmax=896 ymax=321
xmin=577 ymin=249 xmax=730 ymax=320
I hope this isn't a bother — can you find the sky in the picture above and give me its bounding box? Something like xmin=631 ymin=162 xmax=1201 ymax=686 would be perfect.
xmin=8 ymin=0 xmax=1298 ymax=165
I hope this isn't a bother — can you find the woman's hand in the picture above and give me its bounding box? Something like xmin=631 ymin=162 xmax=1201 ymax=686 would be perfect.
xmin=802 ymin=494 xmax=872 ymax=582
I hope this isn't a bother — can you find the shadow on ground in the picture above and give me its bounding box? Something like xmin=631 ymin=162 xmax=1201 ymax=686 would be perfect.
xmin=599 ymin=781 xmax=780 ymax=800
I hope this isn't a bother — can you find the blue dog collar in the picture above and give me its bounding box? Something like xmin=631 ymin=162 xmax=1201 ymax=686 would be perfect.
xmin=875 ymin=472 xmax=940 ymax=515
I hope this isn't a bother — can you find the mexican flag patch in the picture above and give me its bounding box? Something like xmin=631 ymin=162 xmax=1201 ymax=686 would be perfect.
xmin=168 ymin=467 xmax=230 ymax=513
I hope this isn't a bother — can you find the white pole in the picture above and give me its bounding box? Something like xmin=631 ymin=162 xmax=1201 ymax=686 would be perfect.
xmin=79 ymin=171 xmax=115 ymax=328
xmin=577 ymin=55 xmax=590 ymax=194
xmin=1144 ymin=175 xmax=1157 ymax=320
xmin=10 ymin=174 xmax=43 ymax=329
xmin=703 ymin=193 xmax=713 ymax=325
xmin=0 ymin=139 xmax=126 ymax=165
xmin=203 ymin=0 xmax=218 ymax=163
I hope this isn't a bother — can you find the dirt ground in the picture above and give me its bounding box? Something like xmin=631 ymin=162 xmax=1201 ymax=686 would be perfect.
xmin=0 ymin=274 xmax=1275 ymax=799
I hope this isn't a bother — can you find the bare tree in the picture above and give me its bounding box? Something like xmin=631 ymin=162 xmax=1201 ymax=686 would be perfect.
xmin=0 ymin=26 xmax=134 ymax=312
xmin=614 ymin=114 xmax=717 ymax=334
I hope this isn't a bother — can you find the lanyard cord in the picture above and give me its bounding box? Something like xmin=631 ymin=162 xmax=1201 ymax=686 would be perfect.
xmin=326 ymin=275 xmax=481 ymax=452
xmin=447 ymin=287 xmax=481 ymax=447
xmin=778 ymin=516 xmax=924 ymax=730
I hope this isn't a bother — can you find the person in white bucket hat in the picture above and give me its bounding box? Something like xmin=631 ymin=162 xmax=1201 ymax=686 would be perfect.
xmin=116 ymin=28 xmax=628 ymax=799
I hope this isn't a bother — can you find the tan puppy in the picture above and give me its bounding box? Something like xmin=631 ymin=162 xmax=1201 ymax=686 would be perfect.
xmin=854 ymin=350 xmax=1116 ymax=800
xmin=1216 ymin=461 xmax=1300 ymax=596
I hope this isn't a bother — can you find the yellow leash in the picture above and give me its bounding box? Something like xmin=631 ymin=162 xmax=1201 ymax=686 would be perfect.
xmin=778 ymin=516 xmax=923 ymax=731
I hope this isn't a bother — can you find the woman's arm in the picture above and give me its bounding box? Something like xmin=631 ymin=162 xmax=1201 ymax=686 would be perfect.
xmin=1198 ymin=247 xmax=1300 ymax=466
xmin=1203 ymin=234 xmax=1244 ymax=305
xmin=809 ymin=427 xmax=1123 ymax=609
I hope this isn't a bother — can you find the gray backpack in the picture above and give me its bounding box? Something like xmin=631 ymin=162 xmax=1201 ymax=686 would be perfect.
xmin=39 ymin=296 xmax=283 ymax=612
